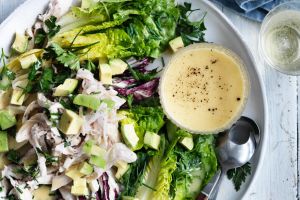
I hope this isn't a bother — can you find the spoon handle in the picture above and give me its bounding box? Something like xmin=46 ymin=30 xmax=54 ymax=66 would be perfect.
xmin=197 ymin=170 xmax=222 ymax=200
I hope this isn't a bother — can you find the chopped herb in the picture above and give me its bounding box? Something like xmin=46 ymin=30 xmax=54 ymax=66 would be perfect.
xmin=15 ymin=186 xmax=23 ymax=194
xmin=28 ymin=61 xmax=41 ymax=81
xmin=39 ymin=67 xmax=54 ymax=93
xmin=83 ymin=60 xmax=97 ymax=72
xmin=34 ymin=29 xmax=47 ymax=48
xmin=7 ymin=194 xmax=18 ymax=200
xmin=176 ymin=2 xmax=206 ymax=46
xmin=36 ymin=148 xmax=58 ymax=164
xmin=45 ymin=16 xmax=61 ymax=38
xmin=34 ymin=16 xmax=61 ymax=48
xmin=227 ymin=162 xmax=251 ymax=191
xmin=15 ymin=165 xmax=39 ymax=179
xmin=43 ymin=43 xmax=80 ymax=70
xmin=127 ymin=94 xmax=134 ymax=108
xmin=0 ymin=49 xmax=15 ymax=90
xmin=6 ymin=150 xmax=21 ymax=164
xmin=128 ymin=64 xmax=157 ymax=82
xmin=0 ymin=186 xmax=2 ymax=192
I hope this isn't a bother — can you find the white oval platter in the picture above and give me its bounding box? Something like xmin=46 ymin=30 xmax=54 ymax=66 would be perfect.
xmin=0 ymin=0 xmax=268 ymax=199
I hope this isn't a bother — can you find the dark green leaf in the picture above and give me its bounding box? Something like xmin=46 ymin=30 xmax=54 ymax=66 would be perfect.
xmin=14 ymin=165 xmax=39 ymax=179
xmin=82 ymin=60 xmax=97 ymax=72
xmin=45 ymin=16 xmax=61 ymax=38
xmin=128 ymin=65 xmax=157 ymax=82
xmin=39 ymin=67 xmax=54 ymax=92
xmin=176 ymin=3 xmax=206 ymax=46
xmin=34 ymin=29 xmax=47 ymax=48
xmin=227 ymin=162 xmax=251 ymax=191
xmin=28 ymin=61 xmax=41 ymax=81
xmin=119 ymin=151 xmax=154 ymax=196
xmin=127 ymin=94 xmax=134 ymax=108
xmin=36 ymin=148 xmax=58 ymax=165
xmin=43 ymin=43 xmax=80 ymax=70
xmin=6 ymin=150 xmax=21 ymax=164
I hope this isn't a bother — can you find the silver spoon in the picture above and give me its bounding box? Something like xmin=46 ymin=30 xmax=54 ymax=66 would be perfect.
xmin=198 ymin=116 xmax=260 ymax=200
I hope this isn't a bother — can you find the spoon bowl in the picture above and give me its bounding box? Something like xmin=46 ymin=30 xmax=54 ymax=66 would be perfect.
xmin=199 ymin=116 xmax=260 ymax=200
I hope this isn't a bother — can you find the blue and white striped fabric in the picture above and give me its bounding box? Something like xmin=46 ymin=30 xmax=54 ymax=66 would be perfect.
xmin=210 ymin=0 xmax=293 ymax=22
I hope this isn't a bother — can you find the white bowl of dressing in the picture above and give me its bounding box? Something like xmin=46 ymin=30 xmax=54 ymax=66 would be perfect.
xmin=159 ymin=43 xmax=250 ymax=134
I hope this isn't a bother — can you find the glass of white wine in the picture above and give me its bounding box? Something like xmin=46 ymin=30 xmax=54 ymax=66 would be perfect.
xmin=259 ymin=1 xmax=300 ymax=75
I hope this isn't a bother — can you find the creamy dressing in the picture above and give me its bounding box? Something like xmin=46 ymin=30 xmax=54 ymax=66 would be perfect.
xmin=159 ymin=44 xmax=249 ymax=134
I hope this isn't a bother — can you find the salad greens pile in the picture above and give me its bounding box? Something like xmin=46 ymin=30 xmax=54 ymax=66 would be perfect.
xmin=52 ymin=0 xmax=205 ymax=60
xmin=0 ymin=0 xmax=251 ymax=199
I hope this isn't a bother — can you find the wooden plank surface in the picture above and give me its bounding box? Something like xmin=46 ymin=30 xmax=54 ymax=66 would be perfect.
xmin=218 ymin=7 xmax=298 ymax=200
xmin=0 ymin=1 xmax=298 ymax=200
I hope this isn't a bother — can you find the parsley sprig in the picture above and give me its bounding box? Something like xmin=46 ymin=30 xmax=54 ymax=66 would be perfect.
xmin=35 ymin=16 xmax=61 ymax=48
xmin=227 ymin=162 xmax=251 ymax=191
xmin=176 ymin=2 xmax=206 ymax=46
xmin=43 ymin=43 xmax=80 ymax=70
xmin=0 ymin=49 xmax=15 ymax=90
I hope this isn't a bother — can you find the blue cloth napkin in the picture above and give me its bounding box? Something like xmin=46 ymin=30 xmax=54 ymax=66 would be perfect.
xmin=210 ymin=0 xmax=292 ymax=22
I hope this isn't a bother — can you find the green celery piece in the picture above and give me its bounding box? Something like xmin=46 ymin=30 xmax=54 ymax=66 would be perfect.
xmin=90 ymin=155 xmax=106 ymax=168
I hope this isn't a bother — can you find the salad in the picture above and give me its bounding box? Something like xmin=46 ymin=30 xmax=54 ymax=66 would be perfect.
xmin=0 ymin=0 xmax=220 ymax=199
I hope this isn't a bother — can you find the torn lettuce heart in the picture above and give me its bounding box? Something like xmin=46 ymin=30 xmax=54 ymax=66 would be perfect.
xmin=53 ymin=0 xmax=180 ymax=60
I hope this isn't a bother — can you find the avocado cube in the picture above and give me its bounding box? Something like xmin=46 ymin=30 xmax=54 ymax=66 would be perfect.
xmin=90 ymin=155 xmax=106 ymax=168
xmin=53 ymin=79 xmax=78 ymax=97
xmin=71 ymin=178 xmax=89 ymax=196
xmin=0 ymin=90 xmax=12 ymax=109
xmin=59 ymin=110 xmax=83 ymax=135
xmin=144 ymin=131 xmax=161 ymax=150
xmin=109 ymin=59 xmax=128 ymax=75
xmin=121 ymin=123 xmax=139 ymax=149
xmin=0 ymin=111 xmax=16 ymax=130
xmin=71 ymin=185 xmax=89 ymax=196
xmin=180 ymin=136 xmax=194 ymax=151
xmin=19 ymin=54 xmax=38 ymax=69
xmin=10 ymin=89 xmax=26 ymax=106
xmin=33 ymin=186 xmax=54 ymax=200
xmin=79 ymin=162 xmax=93 ymax=175
xmin=169 ymin=36 xmax=184 ymax=52
xmin=66 ymin=164 xmax=84 ymax=180
xmin=73 ymin=94 xmax=101 ymax=111
xmin=12 ymin=33 xmax=29 ymax=54
xmin=115 ymin=161 xmax=129 ymax=179
xmin=0 ymin=131 xmax=9 ymax=152
xmin=99 ymin=64 xmax=112 ymax=85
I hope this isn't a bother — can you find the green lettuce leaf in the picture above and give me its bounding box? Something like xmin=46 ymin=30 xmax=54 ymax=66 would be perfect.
xmin=170 ymin=135 xmax=218 ymax=199
xmin=53 ymin=0 xmax=180 ymax=60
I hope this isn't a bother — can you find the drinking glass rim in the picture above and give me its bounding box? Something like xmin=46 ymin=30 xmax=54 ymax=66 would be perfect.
xmin=258 ymin=1 xmax=300 ymax=76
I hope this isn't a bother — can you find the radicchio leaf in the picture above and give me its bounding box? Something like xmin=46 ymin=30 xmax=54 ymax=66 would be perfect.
xmin=116 ymin=78 xmax=159 ymax=100
xmin=100 ymin=172 xmax=110 ymax=200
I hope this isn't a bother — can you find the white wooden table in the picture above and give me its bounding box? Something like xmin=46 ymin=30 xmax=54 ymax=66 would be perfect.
xmin=0 ymin=0 xmax=298 ymax=199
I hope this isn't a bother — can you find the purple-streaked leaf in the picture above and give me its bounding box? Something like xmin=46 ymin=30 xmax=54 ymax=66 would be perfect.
xmin=100 ymin=172 xmax=110 ymax=200
xmin=116 ymin=78 xmax=159 ymax=100
xmin=112 ymin=77 xmax=137 ymax=88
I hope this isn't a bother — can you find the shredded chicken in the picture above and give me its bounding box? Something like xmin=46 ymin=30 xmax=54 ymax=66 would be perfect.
xmin=39 ymin=0 xmax=73 ymax=21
